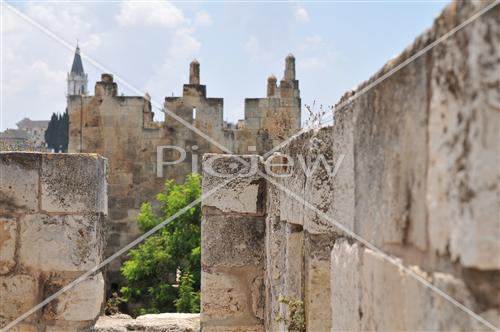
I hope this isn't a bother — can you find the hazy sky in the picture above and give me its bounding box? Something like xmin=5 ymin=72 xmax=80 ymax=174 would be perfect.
xmin=1 ymin=0 xmax=448 ymax=130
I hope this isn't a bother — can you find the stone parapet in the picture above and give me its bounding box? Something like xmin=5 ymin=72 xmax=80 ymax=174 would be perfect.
xmin=200 ymin=1 xmax=499 ymax=330
xmin=0 ymin=152 xmax=107 ymax=332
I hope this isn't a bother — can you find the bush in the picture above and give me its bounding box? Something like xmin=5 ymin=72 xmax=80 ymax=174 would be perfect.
xmin=120 ymin=174 xmax=201 ymax=315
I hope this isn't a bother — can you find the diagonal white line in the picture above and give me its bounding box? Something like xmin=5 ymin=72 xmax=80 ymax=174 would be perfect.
xmin=258 ymin=169 xmax=500 ymax=332
xmin=2 ymin=1 xmax=236 ymax=158
xmin=0 ymin=173 xmax=240 ymax=332
xmin=263 ymin=0 xmax=500 ymax=159
xmin=2 ymin=1 xmax=498 ymax=331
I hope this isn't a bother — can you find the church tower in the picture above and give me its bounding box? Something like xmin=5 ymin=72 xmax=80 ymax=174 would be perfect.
xmin=67 ymin=45 xmax=88 ymax=96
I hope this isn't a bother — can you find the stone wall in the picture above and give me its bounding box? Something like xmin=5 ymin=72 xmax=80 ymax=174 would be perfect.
xmin=68 ymin=57 xmax=301 ymax=290
xmin=201 ymin=155 xmax=266 ymax=332
xmin=201 ymin=1 xmax=499 ymax=331
xmin=0 ymin=152 xmax=107 ymax=332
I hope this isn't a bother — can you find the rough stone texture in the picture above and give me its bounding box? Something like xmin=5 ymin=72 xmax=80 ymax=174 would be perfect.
xmin=68 ymin=57 xmax=301 ymax=289
xmin=0 ymin=153 xmax=40 ymax=213
xmin=92 ymin=313 xmax=200 ymax=332
xmin=0 ymin=217 xmax=17 ymax=274
xmin=0 ymin=274 xmax=39 ymax=326
xmin=202 ymin=214 xmax=265 ymax=268
xmin=0 ymin=152 xmax=107 ymax=332
xmin=201 ymin=2 xmax=499 ymax=331
xmin=41 ymin=154 xmax=107 ymax=214
xmin=426 ymin=1 xmax=500 ymax=270
xmin=202 ymin=154 xmax=265 ymax=216
xmin=18 ymin=213 xmax=104 ymax=272
xmin=201 ymin=156 xmax=266 ymax=331
xmin=52 ymin=274 xmax=105 ymax=322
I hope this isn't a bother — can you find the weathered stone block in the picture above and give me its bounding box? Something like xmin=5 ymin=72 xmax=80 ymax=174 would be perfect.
xmin=284 ymin=224 xmax=303 ymax=300
xmin=352 ymin=53 xmax=429 ymax=250
xmin=201 ymin=214 xmax=265 ymax=268
xmin=427 ymin=4 xmax=500 ymax=269
xmin=8 ymin=323 xmax=39 ymax=332
xmin=0 ymin=217 xmax=17 ymax=274
xmin=304 ymin=233 xmax=334 ymax=332
xmin=19 ymin=213 xmax=104 ymax=272
xmin=203 ymin=326 xmax=264 ymax=332
xmin=47 ymin=274 xmax=105 ymax=322
xmin=360 ymin=248 xmax=478 ymax=331
xmin=201 ymin=267 xmax=264 ymax=327
xmin=0 ymin=274 xmax=38 ymax=324
xmin=41 ymin=154 xmax=107 ymax=214
xmin=330 ymin=240 xmax=362 ymax=332
xmin=202 ymin=154 xmax=265 ymax=215
xmin=0 ymin=152 xmax=40 ymax=213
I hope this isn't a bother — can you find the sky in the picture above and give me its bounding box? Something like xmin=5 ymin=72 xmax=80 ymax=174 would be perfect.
xmin=1 ymin=0 xmax=449 ymax=130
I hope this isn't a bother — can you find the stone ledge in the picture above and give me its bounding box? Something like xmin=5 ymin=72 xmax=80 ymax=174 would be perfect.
xmin=92 ymin=313 xmax=200 ymax=332
xmin=202 ymin=154 xmax=265 ymax=216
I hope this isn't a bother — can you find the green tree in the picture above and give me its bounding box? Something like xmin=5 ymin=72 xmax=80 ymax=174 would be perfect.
xmin=120 ymin=174 xmax=201 ymax=315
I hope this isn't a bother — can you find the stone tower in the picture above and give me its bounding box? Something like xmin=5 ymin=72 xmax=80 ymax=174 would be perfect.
xmin=67 ymin=45 xmax=88 ymax=96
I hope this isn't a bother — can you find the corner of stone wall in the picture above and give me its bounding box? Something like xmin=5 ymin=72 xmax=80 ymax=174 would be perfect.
xmin=201 ymin=154 xmax=266 ymax=332
xmin=0 ymin=152 xmax=108 ymax=332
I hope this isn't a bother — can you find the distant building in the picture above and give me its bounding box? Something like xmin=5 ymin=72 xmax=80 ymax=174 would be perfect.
xmin=0 ymin=118 xmax=49 ymax=151
xmin=67 ymin=45 xmax=302 ymax=288
xmin=16 ymin=118 xmax=49 ymax=146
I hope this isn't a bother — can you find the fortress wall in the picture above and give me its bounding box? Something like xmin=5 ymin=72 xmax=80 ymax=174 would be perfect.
xmin=68 ymin=56 xmax=302 ymax=291
xmin=0 ymin=152 xmax=107 ymax=332
xmin=201 ymin=1 xmax=499 ymax=330
xmin=200 ymin=154 xmax=266 ymax=332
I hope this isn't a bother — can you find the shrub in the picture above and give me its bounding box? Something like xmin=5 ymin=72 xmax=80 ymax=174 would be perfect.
xmin=120 ymin=174 xmax=201 ymax=315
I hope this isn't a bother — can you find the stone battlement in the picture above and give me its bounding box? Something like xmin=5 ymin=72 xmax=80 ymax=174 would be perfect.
xmin=0 ymin=152 xmax=108 ymax=331
xmin=67 ymin=55 xmax=302 ymax=289
xmin=200 ymin=1 xmax=499 ymax=330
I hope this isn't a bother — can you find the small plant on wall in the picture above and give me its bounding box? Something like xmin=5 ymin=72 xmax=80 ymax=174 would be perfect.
xmin=277 ymin=295 xmax=306 ymax=332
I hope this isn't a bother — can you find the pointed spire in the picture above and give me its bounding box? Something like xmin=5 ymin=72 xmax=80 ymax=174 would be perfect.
xmin=70 ymin=45 xmax=85 ymax=76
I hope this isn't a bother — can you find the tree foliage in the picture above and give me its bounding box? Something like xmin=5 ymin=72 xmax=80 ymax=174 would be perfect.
xmin=120 ymin=174 xmax=201 ymax=315
xmin=45 ymin=109 xmax=69 ymax=152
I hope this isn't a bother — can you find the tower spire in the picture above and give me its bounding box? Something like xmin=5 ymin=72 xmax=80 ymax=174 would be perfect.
xmin=67 ymin=44 xmax=88 ymax=96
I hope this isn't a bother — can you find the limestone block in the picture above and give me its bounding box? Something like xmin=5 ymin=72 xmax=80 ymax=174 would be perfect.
xmin=41 ymin=154 xmax=107 ymax=214
xmin=0 ymin=217 xmax=17 ymax=274
xmin=201 ymin=214 xmax=265 ymax=268
xmin=51 ymin=274 xmax=105 ymax=322
xmin=0 ymin=274 xmax=38 ymax=324
xmin=304 ymin=233 xmax=333 ymax=332
xmin=202 ymin=154 xmax=265 ymax=216
xmin=360 ymin=248 xmax=407 ymax=331
xmin=353 ymin=53 xmax=429 ymax=250
xmin=201 ymin=267 xmax=264 ymax=326
xmin=330 ymin=240 xmax=362 ymax=332
xmin=0 ymin=152 xmax=40 ymax=213
xmin=8 ymin=323 xmax=39 ymax=332
xmin=471 ymin=309 xmax=500 ymax=332
xmin=203 ymin=326 xmax=264 ymax=332
xmin=301 ymin=128 xmax=343 ymax=235
xmin=273 ymin=150 xmax=306 ymax=227
xmin=93 ymin=313 xmax=200 ymax=332
xmin=427 ymin=5 xmax=500 ymax=269
xmin=424 ymin=273 xmax=476 ymax=331
xmin=19 ymin=213 xmax=104 ymax=272
xmin=332 ymin=108 xmax=355 ymax=221
xmin=284 ymin=225 xmax=303 ymax=300
xmin=360 ymin=248 xmax=478 ymax=331
xmin=264 ymin=215 xmax=286 ymax=331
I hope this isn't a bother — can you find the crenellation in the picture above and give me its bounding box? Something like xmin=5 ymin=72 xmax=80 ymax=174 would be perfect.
xmin=200 ymin=1 xmax=499 ymax=330
xmin=67 ymin=54 xmax=301 ymax=289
